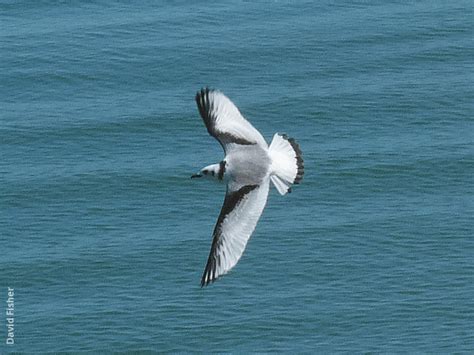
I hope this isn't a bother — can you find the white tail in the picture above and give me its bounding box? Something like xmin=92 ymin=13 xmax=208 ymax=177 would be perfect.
xmin=268 ymin=133 xmax=304 ymax=195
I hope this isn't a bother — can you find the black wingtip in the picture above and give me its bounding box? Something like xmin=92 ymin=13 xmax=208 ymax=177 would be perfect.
xmin=200 ymin=253 xmax=216 ymax=288
xmin=200 ymin=279 xmax=214 ymax=288
xmin=195 ymin=87 xmax=217 ymax=136
xmin=196 ymin=87 xmax=213 ymax=101
xmin=195 ymin=88 xmax=207 ymax=119
xmin=200 ymin=271 xmax=216 ymax=288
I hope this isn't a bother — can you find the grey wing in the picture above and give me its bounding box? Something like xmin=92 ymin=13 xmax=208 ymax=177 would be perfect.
xmin=201 ymin=179 xmax=270 ymax=286
xmin=195 ymin=88 xmax=268 ymax=153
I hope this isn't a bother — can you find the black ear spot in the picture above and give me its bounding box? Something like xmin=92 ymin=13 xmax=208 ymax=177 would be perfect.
xmin=211 ymin=171 xmax=215 ymax=176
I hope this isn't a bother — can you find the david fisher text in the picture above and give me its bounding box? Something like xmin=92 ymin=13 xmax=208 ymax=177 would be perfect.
xmin=6 ymin=287 xmax=14 ymax=345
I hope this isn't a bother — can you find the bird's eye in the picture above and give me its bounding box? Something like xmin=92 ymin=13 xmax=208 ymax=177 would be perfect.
xmin=203 ymin=170 xmax=208 ymax=174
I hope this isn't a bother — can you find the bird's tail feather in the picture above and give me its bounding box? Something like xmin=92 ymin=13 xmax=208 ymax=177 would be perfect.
xmin=268 ymin=133 xmax=304 ymax=195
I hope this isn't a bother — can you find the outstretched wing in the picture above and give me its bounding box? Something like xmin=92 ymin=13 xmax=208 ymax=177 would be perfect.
xmin=195 ymin=88 xmax=268 ymax=152
xmin=201 ymin=180 xmax=270 ymax=287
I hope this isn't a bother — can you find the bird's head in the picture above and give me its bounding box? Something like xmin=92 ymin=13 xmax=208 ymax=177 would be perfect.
xmin=191 ymin=163 xmax=223 ymax=180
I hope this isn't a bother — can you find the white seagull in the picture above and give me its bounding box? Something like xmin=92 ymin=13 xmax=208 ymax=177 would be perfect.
xmin=192 ymin=88 xmax=304 ymax=287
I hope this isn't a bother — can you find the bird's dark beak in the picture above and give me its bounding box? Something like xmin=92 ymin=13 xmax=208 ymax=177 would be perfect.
xmin=191 ymin=173 xmax=202 ymax=179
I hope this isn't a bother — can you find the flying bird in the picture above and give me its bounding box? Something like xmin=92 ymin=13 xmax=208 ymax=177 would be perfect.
xmin=192 ymin=88 xmax=304 ymax=286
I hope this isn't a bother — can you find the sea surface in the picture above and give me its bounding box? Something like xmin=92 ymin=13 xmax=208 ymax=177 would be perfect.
xmin=1 ymin=1 xmax=473 ymax=353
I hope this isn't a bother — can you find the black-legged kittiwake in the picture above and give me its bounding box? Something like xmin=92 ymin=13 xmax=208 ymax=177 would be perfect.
xmin=192 ymin=88 xmax=304 ymax=287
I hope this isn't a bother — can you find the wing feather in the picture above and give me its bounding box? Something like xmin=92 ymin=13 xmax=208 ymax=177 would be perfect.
xmin=195 ymin=88 xmax=268 ymax=152
xmin=201 ymin=180 xmax=270 ymax=286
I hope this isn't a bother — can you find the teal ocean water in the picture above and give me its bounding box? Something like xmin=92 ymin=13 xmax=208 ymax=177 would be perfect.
xmin=1 ymin=1 xmax=473 ymax=353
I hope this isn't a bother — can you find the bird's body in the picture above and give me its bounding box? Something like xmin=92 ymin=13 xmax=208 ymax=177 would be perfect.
xmin=192 ymin=88 xmax=304 ymax=286
xmin=226 ymin=144 xmax=270 ymax=186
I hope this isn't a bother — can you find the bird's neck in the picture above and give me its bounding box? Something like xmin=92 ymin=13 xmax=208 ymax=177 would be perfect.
xmin=208 ymin=160 xmax=226 ymax=180
xmin=217 ymin=160 xmax=226 ymax=180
